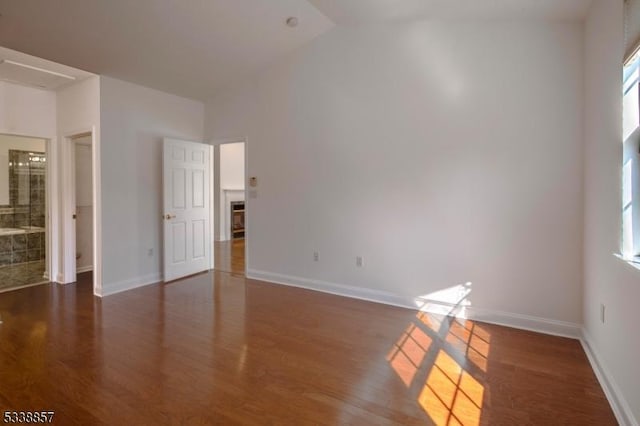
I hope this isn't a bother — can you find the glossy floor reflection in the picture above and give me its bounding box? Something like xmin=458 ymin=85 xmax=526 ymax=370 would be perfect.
xmin=0 ymin=271 xmax=616 ymax=425
xmin=214 ymin=238 xmax=245 ymax=275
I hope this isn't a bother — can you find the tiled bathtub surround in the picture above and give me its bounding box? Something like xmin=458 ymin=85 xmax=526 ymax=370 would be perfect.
xmin=0 ymin=260 xmax=46 ymax=292
xmin=0 ymin=207 xmax=29 ymax=228
xmin=0 ymin=230 xmax=45 ymax=266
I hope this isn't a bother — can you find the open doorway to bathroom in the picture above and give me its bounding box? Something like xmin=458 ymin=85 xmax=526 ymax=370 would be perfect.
xmin=213 ymin=140 xmax=246 ymax=275
xmin=0 ymin=134 xmax=48 ymax=293
xmin=73 ymin=134 xmax=94 ymax=284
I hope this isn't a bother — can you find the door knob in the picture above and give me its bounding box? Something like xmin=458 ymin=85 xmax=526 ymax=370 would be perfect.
xmin=164 ymin=214 xmax=176 ymax=220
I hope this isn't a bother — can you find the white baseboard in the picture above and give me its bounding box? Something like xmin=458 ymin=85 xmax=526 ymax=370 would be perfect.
xmin=76 ymin=265 xmax=93 ymax=274
xmin=461 ymin=306 xmax=581 ymax=339
xmin=581 ymin=330 xmax=638 ymax=426
xmin=246 ymin=269 xmax=582 ymax=339
xmin=246 ymin=268 xmax=413 ymax=308
xmin=96 ymin=272 xmax=163 ymax=297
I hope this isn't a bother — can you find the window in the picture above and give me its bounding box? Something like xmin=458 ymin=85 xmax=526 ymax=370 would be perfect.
xmin=622 ymin=50 xmax=640 ymax=259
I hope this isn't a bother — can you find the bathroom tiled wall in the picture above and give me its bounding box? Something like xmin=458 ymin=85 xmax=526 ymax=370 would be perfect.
xmin=0 ymin=207 xmax=14 ymax=228
xmin=0 ymin=150 xmax=46 ymax=267
xmin=8 ymin=150 xmax=46 ymax=228
xmin=0 ymin=231 xmax=45 ymax=266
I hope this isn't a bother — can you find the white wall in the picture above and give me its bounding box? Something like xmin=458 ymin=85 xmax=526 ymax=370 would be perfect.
xmin=583 ymin=1 xmax=640 ymax=424
xmin=206 ymin=20 xmax=585 ymax=327
xmin=0 ymin=135 xmax=46 ymax=206
xmin=75 ymin=137 xmax=93 ymax=272
xmin=100 ymin=76 xmax=204 ymax=294
xmin=0 ymin=81 xmax=56 ymax=139
xmin=219 ymin=142 xmax=245 ymax=240
xmin=57 ymin=77 xmax=100 ymax=137
xmin=57 ymin=76 xmax=101 ymax=287
xmin=220 ymin=142 xmax=245 ymax=189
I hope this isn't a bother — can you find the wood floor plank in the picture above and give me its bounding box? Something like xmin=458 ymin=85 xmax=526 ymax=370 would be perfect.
xmin=0 ymin=271 xmax=617 ymax=425
xmin=214 ymin=239 xmax=245 ymax=275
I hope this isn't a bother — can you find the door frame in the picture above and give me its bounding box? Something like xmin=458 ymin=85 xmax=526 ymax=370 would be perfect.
xmin=0 ymin=132 xmax=52 ymax=282
xmin=61 ymin=127 xmax=102 ymax=295
xmin=210 ymin=136 xmax=248 ymax=276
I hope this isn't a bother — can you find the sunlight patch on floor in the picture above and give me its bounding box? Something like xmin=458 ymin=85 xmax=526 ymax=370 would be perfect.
xmin=387 ymin=323 xmax=433 ymax=386
xmin=419 ymin=350 xmax=484 ymax=426
xmin=446 ymin=319 xmax=490 ymax=373
xmin=387 ymin=292 xmax=492 ymax=425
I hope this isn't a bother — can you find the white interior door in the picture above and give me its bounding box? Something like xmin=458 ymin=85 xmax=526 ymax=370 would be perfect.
xmin=163 ymin=138 xmax=211 ymax=282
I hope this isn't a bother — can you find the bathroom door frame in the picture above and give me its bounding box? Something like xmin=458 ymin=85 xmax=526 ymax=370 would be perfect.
xmin=60 ymin=127 xmax=102 ymax=295
xmin=0 ymin=132 xmax=52 ymax=283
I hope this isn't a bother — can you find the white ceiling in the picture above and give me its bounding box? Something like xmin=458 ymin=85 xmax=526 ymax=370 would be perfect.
xmin=0 ymin=0 xmax=593 ymax=100
xmin=0 ymin=0 xmax=334 ymax=100
xmin=308 ymin=0 xmax=594 ymax=23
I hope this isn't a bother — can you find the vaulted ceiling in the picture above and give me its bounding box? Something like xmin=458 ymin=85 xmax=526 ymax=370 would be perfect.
xmin=0 ymin=0 xmax=593 ymax=100
xmin=0 ymin=0 xmax=333 ymax=99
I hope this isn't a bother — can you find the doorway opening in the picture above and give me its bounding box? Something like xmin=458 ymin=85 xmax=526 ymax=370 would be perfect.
xmin=0 ymin=134 xmax=49 ymax=293
xmin=72 ymin=134 xmax=94 ymax=284
xmin=61 ymin=130 xmax=100 ymax=295
xmin=213 ymin=139 xmax=246 ymax=275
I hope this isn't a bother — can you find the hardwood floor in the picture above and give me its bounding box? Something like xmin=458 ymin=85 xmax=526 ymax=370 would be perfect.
xmin=214 ymin=238 xmax=245 ymax=275
xmin=0 ymin=271 xmax=616 ymax=425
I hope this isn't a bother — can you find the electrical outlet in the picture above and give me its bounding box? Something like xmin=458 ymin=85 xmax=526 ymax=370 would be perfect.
xmin=356 ymin=256 xmax=363 ymax=267
xmin=313 ymin=251 xmax=319 ymax=262
xmin=600 ymin=303 xmax=605 ymax=323
xmin=148 ymin=248 xmax=154 ymax=257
